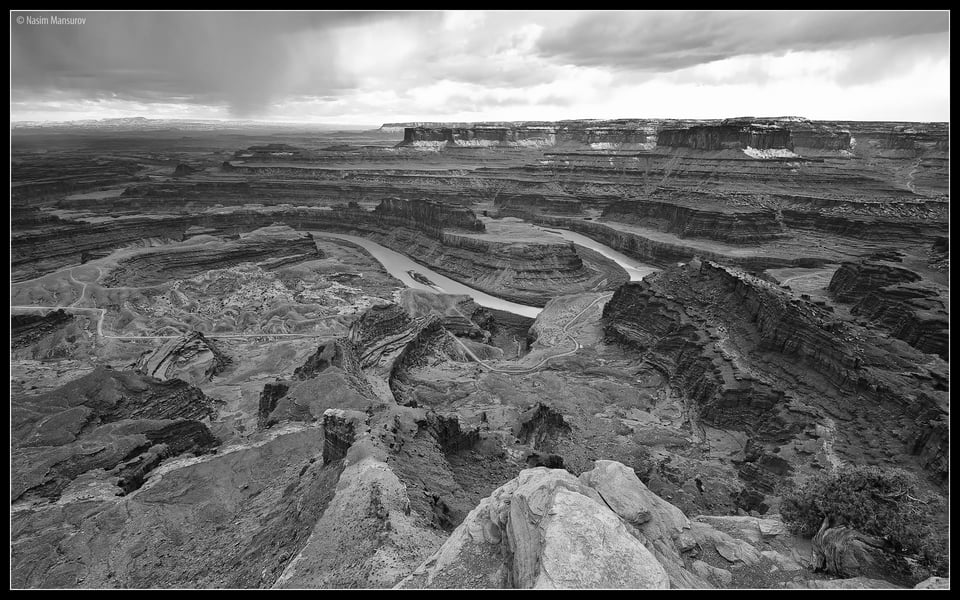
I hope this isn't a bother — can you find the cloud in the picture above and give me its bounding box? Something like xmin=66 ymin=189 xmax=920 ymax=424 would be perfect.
xmin=9 ymin=10 xmax=951 ymax=123
xmin=534 ymin=10 xmax=949 ymax=73
xmin=10 ymin=11 xmax=418 ymax=116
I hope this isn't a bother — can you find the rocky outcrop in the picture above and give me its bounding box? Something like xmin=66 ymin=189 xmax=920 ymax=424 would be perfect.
xmin=371 ymin=228 xmax=615 ymax=307
xmin=257 ymin=382 xmax=291 ymax=429
xmin=10 ymin=426 xmax=346 ymax=588
xmin=373 ymin=197 xmax=485 ymax=236
xmin=828 ymin=261 xmax=947 ymax=360
xmin=321 ymin=409 xmax=366 ymax=464
xmin=403 ymin=125 xmax=555 ymax=147
xmin=399 ymin=120 xmax=661 ymax=149
xmin=388 ymin=316 xmax=450 ymax=405
xmin=656 ymin=118 xmax=851 ymax=152
xmin=398 ymin=290 xmax=492 ymax=340
xmin=495 ymin=194 xmax=583 ymax=216
xmin=780 ymin=206 xmax=948 ymax=242
xmin=12 ymin=366 xmax=217 ymax=433
xmin=399 ymin=460 xmax=824 ymax=589
xmin=398 ymin=466 xmax=671 ymax=589
xmin=116 ymin=420 xmax=219 ymax=493
xmin=11 ymin=366 xmax=219 ymax=502
xmin=658 ymin=124 xmax=793 ymax=151
xmin=173 ymin=163 xmax=199 ymax=177
xmin=135 ymin=332 xmax=231 ymax=386
xmin=931 ymin=236 xmax=948 ymax=254
xmin=828 ymin=261 xmax=921 ymax=303
xmin=293 ymin=338 xmax=365 ymax=382
xmin=602 ymin=262 xmax=949 ymax=490
xmin=602 ymin=194 xmax=785 ymax=243
xmin=514 ymin=403 xmax=571 ymax=451
xmin=258 ymin=335 xmax=382 ymax=429
xmin=103 ymin=226 xmax=321 ymax=287
xmin=12 ymin=309 xmax=73 ymax=349
xmin=348 ymin=304 xmax=416 ymax=366
xmin=850 ymin=285 xmax=948 ymax=360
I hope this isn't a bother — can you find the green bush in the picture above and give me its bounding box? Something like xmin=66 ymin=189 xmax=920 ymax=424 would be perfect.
xmin=780 ymin=465 xmax=948 ymax=577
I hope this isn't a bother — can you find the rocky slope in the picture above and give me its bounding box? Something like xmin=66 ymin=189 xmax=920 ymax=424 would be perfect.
xmin=11 ymin=366 xmax=219 ymax=503
xmin=827 ymin=259 xmax=948 ymax=360
xmin=12 ymin=309 xmax=74 ymax=349
xmin=602 ymin=261 xmax=949 ymax=491
xmin=398 ymin=460 xmax=884 ymax=589
xmin=135 ymin=332 xmax=232 ymax=386
xmin=10 ymin=283 xmax=948 ymax=589
xmin=373 ymin=197 xmax=486 ymax=235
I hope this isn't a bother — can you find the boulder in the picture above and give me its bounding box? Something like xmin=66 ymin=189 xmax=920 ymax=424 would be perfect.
xmin=578 ymin=460 xmax=711 ymax=589
xmin=580 ymin=460 xmax=688 ymax=537
xmin=689 ymin=522 xmax=763 ymax=566
xmin=691 ymin=560 xmax=732 ymax=586
xmin=398 ymin=467 xmax=670 ymax=589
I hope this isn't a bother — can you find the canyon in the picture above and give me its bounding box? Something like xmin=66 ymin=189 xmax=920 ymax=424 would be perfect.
xmin=9 ymin=116 xmax=949 ymax=589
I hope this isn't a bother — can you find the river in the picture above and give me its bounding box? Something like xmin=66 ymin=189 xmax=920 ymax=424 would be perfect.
xmin=313 ymin=232 xmax=543 ymax=318
xmin=313 ymin=224 xmax=657 ymax=319
xmin=532 ymin=226 xmax=658 ymax=281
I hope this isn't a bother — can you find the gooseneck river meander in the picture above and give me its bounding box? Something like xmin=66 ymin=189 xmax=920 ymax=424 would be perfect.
xmin=314 ymin=220 xmax=658 ymax=319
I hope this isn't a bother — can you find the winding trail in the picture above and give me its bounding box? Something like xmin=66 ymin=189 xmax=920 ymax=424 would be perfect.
xmin=448 ymin=293 xmax=612 ymax=374
xmin=10 ymin=305 xmax=334 ymax=341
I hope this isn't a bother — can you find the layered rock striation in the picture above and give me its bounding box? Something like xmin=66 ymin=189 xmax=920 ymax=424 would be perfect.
xmin=373 ymin=197 xmax=485 ymax=236
xmin=602 ymin=193 xmax=786 ymax=243
xmin=11 ymin=366 xmax=219 ymax=502
xmin=656 ymin=118 xmax=851 ymax=152
xmin=12 ymin=309 xmax=74 ymax=349
xmin=102 ymin=227 xmax=321 ymax=287
xmin=602 ymin=261 xmax=948 ymax=491
xmin=828 ymin=260 xmax=948 ymax=360
xmin=135 ymin=331 xmax=231 ymax=386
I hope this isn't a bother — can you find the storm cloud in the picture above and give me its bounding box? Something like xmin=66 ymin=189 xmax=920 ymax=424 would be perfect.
xmin=11 ymin=11 xmax=419 ymax=116
xmin=9 ymin=10 xmax=951 ymax=123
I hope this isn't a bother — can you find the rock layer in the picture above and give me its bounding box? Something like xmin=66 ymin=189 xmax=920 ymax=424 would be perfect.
xmin=11 ymin=366 xmax=219 ymax=502
xmin=135 ymin=331 xmax=231 ymax=386
xmin=601 ymin=261 xmax=948 ymax=493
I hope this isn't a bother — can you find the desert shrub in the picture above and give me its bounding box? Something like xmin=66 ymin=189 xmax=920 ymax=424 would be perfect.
xmin=780 ymin=465 xmax=948 ymax=577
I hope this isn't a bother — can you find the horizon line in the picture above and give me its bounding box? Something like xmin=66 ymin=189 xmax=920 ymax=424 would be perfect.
xmin=11 ymin=115 xmax=951 ymax=126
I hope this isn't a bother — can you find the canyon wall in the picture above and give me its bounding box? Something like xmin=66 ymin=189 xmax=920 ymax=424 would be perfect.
xmin=601 ymin=196 xmax=785 ymax=243
xmin=828 ymin=260 xmax=948 ymax=360
xmin=602 ymin=262 xmax=948 ymax=488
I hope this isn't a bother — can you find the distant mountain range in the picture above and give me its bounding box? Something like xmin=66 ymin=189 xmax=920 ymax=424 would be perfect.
xmin=11 ymin=117 xmax=377 ymax=132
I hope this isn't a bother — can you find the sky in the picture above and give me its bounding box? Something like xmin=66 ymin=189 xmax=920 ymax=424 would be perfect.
xmin=9 ymin=10 xmax=951 ymax=125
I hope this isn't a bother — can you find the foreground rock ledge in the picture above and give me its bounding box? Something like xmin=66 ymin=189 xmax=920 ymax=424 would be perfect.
xmin=397 ymin=465 xmax=670 ymax=589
